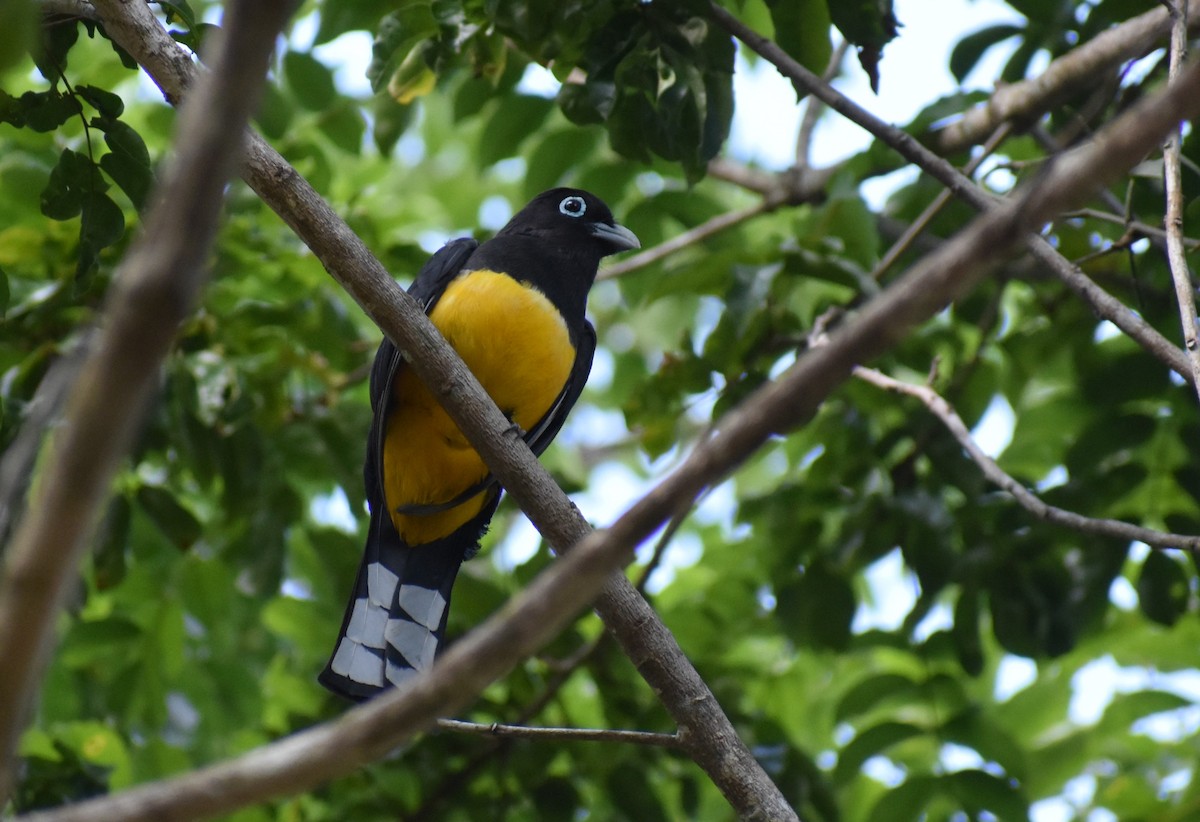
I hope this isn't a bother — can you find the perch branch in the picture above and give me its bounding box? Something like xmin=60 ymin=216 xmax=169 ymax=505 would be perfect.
xmin=436 ymin=719 xmax=683 ymax=749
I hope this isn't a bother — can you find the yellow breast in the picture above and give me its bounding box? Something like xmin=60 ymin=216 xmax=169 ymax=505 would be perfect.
xmin=382 ymin=269 xmax=576 ymax=544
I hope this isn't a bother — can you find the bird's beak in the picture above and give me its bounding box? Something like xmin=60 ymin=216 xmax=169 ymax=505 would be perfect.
xmin=590 ymin=222 xmax=641 ymax=253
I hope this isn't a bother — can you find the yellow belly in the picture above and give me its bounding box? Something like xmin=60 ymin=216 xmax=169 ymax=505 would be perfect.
xmin=383 ymin=269 xmax=575 ymax=544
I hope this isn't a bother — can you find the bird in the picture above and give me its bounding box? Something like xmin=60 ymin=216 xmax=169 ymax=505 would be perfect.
xmin=319 ymin=188 xmax=639 ymax=701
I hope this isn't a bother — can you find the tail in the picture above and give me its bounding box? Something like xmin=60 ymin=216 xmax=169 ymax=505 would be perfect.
xmin=319 ymin=508 xmax=469 ymax=702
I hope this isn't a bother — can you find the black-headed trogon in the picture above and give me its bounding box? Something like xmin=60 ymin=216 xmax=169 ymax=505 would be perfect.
xmin=319 ymin=188 xmax=639 ymax=701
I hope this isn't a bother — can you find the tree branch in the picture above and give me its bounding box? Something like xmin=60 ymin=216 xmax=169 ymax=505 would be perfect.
xmin=932 ymin=0 xmax=1200 ymax=153
xmin=710 ymin=2 xmax=1199 ymax=388
xmin=83 ymin=3 xmax=799 ymax=819
xmin=853 ymin=366 xmax=1200 ymax=551
xmin=1061 ymin=207 xmax=1200 ymax=250
xmin=0 ymin=0 xmax=294 ymax=803
xmin=436 ymin=719 xmax=683 ymax=749
xmin=599 ymin=200 xmax=770 ymax=280
xmin=1163 ymin=1 xmax=1200 ymax=404
xmin=17 ymin=17 xmax=1200 ymax=821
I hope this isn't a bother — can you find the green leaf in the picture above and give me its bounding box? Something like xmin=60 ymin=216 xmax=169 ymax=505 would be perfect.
xmin=41 ymin=149 xmax=101 ymax=220
xmin=765 ymin=0 xmax=832 ymax=78
xmin=835 ymin=721 xmax=925 ymax=786
xmin=827 ymin=0 xmax=898 ymax=92
xmin=607 ymin=764 xmax=669 ymax=822
xmin=522 ymin=127 xmax=602 ymax=199
xmin=945 ymin=769 xmax=1029 ymax=820
xmin=949 ymin=25 xmax=1024 ymax=83
xmin=368 ymin=5 xmax=440 ymax=95
xmin=865 ymin=775 xmax=937 ymax=822
xmin=135 ymin=486 xmax=202 ymax=550
xmin=951 ymin=586 xmax=984 ymax=676
xmin=21 ymin=90 xmax=81 ymax=132
xmin=96 ymin=116 xmax=153 ymax=209
xmin=477 ymin=94 xmax=553 ymax=168
xmin=75 ymin=85 xmax=124 ymax=117
xmin=317 ymin=103 xmax=367 ymax=154
xmin=1136 ymin=551 xmax=1191 ymax=627
xmin=76 ymin=191 xmax=125 ymax=280
xmin=835 ymin=673 xmax=919 ymax=723
xmin=284 ymin=51 xmax=337 ymax=112
xmin=776 ymin=562 xmax=857 ymax=651
xmin=0 ymin=0 xmax=37 ymax=74
xmin=261 ymin=596 xmax=328 ymax=654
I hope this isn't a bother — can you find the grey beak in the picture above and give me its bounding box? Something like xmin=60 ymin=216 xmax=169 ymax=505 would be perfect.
xmin=590 ymin=221 xmax=641 ymax=253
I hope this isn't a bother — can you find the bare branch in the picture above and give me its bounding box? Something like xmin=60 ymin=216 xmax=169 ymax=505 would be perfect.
xmin=437 ymin=719 xmax=683 ymax=749
xmin=1163 ymin=2 xmax=1200 ymax=403
xmin=796 ymin=40 xmax=849 ymax=169
xmin=853 ymin=366 xmax=1200 ymax=551
xmin=932 ymin=0 xmax=1200 ymax=153
xmin=709 ymin=2 xmax=1200 ymax=388
xmin=0 ymin=0 xmax=294 ymax=802
xmin=599 ymin=200 xmax=770 ymax=280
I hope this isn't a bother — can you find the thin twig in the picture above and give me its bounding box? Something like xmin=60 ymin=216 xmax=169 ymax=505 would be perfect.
xmin=795 ymin=40 xmax=849 ymax=169
xmin=436 ymin=719 xmax=683 ymax=749
xmin=870 ymin=124 xmax=1012 ymax=282
xmin=853 ymin=366 xmax=1200 ymax=551
xmin=599 ymin=200 xmax=770 ymax=280
xmin=1061 ymin=207 xmax=1200 ymax=250
xmin=1163 ymin=1 xmax=1200 ymax=403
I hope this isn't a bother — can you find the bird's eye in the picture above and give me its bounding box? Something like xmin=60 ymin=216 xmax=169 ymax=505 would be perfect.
xmin=559 ymin=196 xmax=587 ymax=218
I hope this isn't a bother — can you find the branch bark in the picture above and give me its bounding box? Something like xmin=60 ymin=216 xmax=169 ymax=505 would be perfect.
xmin=436 ymin=719 xmax=683 ymax=749
xmin=853 ymin=366 xmax=1200 ymax=551
xmin=932 ymin=0 xmax=1200 ymax=153
xmin=16 ymin=17 xmax=1200 ymax=822
xmin=1162 ymin=1 xmax=1200 ymax=404
xmin=0 ymin=0 xmax=294 ymax=802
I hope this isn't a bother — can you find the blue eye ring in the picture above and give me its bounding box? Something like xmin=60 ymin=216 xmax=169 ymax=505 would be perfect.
xmin=559 ymin=196 xmax=587 ymax=218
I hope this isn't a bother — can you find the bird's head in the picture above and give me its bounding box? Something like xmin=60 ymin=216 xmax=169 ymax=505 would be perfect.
xmin=497 ymin=188 xmax=640 ymax=258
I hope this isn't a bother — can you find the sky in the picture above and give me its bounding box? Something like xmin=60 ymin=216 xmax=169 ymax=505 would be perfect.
xmin=303 ymin=4 xmax=1200 ymax=818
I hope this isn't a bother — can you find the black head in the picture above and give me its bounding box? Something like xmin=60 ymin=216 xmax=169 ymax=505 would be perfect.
xmin=496 ymin=188 xmax=640 ymax=259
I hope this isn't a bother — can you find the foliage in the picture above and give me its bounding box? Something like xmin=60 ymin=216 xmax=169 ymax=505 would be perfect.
xmin=2 ymin=0 xmax=1199 ymax=820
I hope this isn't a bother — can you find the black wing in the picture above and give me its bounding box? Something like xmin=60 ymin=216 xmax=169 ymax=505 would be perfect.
xmin=524 ymin=319 xmax=596 ymax=457
xmin=363 ymin=238 xmax=479 ymax=510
